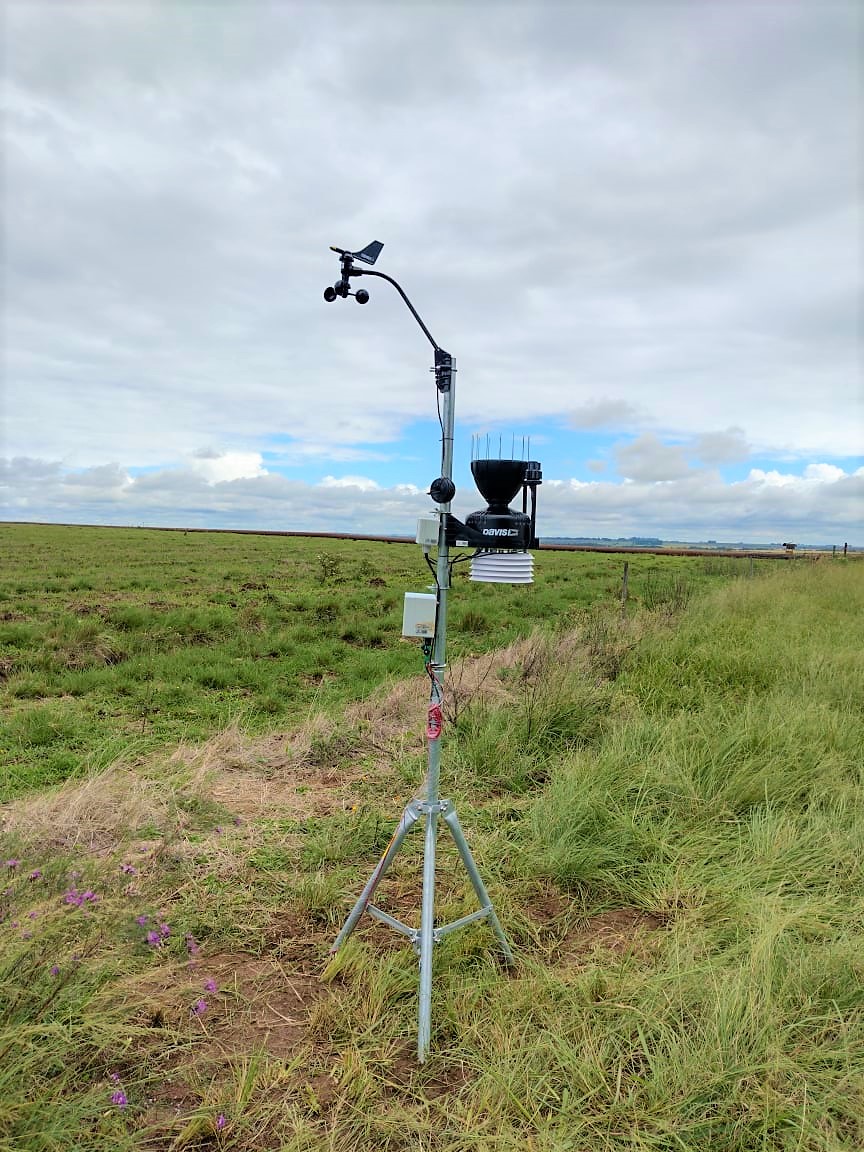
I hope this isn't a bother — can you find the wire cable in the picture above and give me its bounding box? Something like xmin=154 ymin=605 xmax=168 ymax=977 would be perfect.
xmin=424 ymin=552 xmax=439 ymax=587
xmin=448 ymin=550 xmax=478 ymax=581
xmin=435 ymin=385 xmax=445 ymax=473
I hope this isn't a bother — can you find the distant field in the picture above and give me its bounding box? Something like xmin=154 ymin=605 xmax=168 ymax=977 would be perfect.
xmin=0 ymin=524 xmax=768 ymax=801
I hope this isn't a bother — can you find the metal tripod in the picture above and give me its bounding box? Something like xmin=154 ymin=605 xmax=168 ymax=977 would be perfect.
xmin=329 ymin=349 xmax=514 ymax=1063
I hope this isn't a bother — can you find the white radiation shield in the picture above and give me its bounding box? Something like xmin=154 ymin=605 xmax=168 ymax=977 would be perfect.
xmin=470 ymin=549 xmax=535 ymax=583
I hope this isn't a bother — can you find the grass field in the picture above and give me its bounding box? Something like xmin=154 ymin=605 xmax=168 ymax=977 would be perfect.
xmin=0 ymin=524 xmax=762 ymax=801
xmin=1 ymin=526 xmax=861 ymax=1150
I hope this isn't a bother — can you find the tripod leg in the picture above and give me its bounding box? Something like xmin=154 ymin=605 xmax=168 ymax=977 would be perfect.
xmin=330 ymin=802 xmax=421 ymax=955
xmin=416 ymin=800 xmax=439 ymax=1062
xmin=442 ymin=806 xmax=515 ymax=967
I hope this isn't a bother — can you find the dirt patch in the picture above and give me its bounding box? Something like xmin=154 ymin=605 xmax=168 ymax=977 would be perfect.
xmin=525 ymin=883 xmax=570 ymax=925
xmin=125 ymin=942 xmax=332 ymax=1140
xmin=203 ymin=951 xmax=323 ymax=1061
xmin=263 ymin=912 xmax=331 ymax=964
xmin=385 ymin=1041 xmax=472 ymax=1098
xmin=560 ymin=907 xmax=663 ymax=962
xmin=138 ymin=1079 xmax=200 ymax=1133
xmin=308 ymin=1072 xmax=338 ymax=1108
xmin=132 ymin=949 xmax=324 ymax=1063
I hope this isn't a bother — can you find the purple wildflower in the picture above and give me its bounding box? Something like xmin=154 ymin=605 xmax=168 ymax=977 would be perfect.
xmin=27 ymin=911 xmax=38 ymax=920
xmin=185 ymin=934 xmax=200 ymax=956
xmin=110 ymin=1089 xmax=127 ymax=1109
xmin=28 ymin=869 xmax=42 ymax=881
xmin=233 ymin=816 xmax=242 ymax=826
xmin=216 ymin=1113 xmax=226 ymax=1130
xmin=120 ymin=863 xmax=137 ymax=875
xmin=145 ymin=929 xmax=161 ymax=947
xmin=109 ymin=1072 xmax=120 ymax=1083
xmin=158 ymin=922 xmax=170 ymax=938
xmin=50 ymin=965 xmax=60 ymax=976
xmin=64 ymin=888 xmax=96 ymax=907
xmin=192 ymin=998 xmax=207 ymax=1015
xmin=135 ymin=914 xmax=149 ymax=926
xmin=21 ymin=931 xmax=32 ymax=940
xmin=6 ymin=860 xmax=20 ymax=870
xmin=10 ymin=921 xmax=18 ymax=929
xmin=204 ymin=978 xmax=218 ymax=993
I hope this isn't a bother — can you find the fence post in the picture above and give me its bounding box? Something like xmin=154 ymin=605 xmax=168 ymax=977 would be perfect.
xmin=749 ymin=556 xmax=754 ymax=578
xmin=620 ymin=561 xmax=630 ymax=616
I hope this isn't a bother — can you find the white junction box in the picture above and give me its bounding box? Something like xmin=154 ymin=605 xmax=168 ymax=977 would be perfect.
xmin=415 ymin=515 xmax=440 ymax=547
xmin=402 ymin=592 xmax=437 ymax=638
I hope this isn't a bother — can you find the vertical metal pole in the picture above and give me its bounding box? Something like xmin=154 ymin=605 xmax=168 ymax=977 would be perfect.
xmin=417 ymin=349 xmax=455 ymax=1063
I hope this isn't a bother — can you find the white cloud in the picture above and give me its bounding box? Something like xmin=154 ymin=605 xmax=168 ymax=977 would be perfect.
xmin=803 ymin=463 xmax=846 ymax=483
xmin=568 ymin=399 xmax=640 ymax=430
xmin=694 ymin=427 xmax=751 ymax=466
xmin=2 ymin=455 xmax=860 ymax=545
xmin=540 ymin=463 xmax=862 ymax=541
xmin=58 ymin=463 xmax=131 ymax=491
xmin=614 ymin=434 xmax=691 ymax=481
xmin=747 ymin=469 xmax=797 ymax=488
xmin=320 ymin=475 xmax=380 ymax=492
xmin=2 ymin=1 xmax=861 ymax=533
xmin=189 ymin=451 xmax=265 ymax=484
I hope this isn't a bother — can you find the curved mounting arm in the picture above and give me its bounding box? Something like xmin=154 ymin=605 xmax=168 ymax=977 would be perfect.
xmin=327 ymin=246 xmax=452 ymax=396
xmin=347 ymin=267 xmax=440 ymax=353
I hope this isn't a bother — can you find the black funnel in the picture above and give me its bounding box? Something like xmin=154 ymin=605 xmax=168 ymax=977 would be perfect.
xmin=471 ymin=459 xmax=527 ymax=511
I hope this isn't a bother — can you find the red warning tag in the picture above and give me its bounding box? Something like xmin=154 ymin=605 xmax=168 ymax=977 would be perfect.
xmin=426 ymin=703 xmax=443 ymax=740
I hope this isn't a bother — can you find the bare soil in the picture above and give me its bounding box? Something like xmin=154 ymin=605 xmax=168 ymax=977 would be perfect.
xmin=560 ymin=907 xmax=663 ymax=961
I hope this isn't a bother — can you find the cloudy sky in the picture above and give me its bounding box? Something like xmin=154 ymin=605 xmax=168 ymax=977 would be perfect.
xmin=3 ymin=0 xmax=861 ymax=543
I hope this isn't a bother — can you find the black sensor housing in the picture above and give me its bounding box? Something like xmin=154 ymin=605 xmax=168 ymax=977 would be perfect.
xmin=444 ymin=458 xmax=539 ymax=550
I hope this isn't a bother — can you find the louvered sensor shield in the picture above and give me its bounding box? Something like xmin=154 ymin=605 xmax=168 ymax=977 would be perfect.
xmin=470 ymin=550 xmax=534 ymax=583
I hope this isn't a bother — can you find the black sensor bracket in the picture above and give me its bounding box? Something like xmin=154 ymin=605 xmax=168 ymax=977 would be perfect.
xmin=443 ymin=512 xmax=533 ymax=551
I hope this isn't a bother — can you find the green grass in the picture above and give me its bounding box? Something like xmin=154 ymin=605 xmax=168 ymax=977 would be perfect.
xmin=1 ymin=529 xmax=861 ymax=1149
xmin=0 ymin=524 xmax=767 ymax=801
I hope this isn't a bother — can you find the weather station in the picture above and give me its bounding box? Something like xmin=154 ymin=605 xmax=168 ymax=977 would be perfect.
xmin=322 ymin=242 xmax=542 ymax=1061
